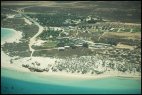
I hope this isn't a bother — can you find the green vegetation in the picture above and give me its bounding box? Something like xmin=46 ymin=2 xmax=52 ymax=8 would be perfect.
xmin=33 ymin=47 xmax=93 ymax=58
xmin=1 ymin=1 xmax=141 ymax=74
xmin=133 ymin=28 xmax=141 ymax=32
xmin=1 ymin=14 xmax=7 ymax=20
xmin=38 ymin=30 xmax=60 ymax=40
xmin=82 ymin=43 xmax=89 ymax=48
xmin=43 ymin=41 xmax=58 ymax=48
xmin=32 ymin=41 xmax=58 ymax=50
xmin=1 ymin=41 xmax=31 ymax=57
xmin=26 ymin=13 xmax=82 ymax=27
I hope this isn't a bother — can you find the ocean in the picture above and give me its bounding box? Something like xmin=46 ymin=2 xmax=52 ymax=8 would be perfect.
xmin=1 ymin=68 xmax=141 ymax=94
xmin=1 ymin=28 xmax=16 ymax=41
xmin=1 ymin=28 xmax=141 ymax=94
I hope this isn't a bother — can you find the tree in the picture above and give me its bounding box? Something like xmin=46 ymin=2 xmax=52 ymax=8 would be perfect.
xmin=57 ymin=42 xmax=65 ymax=47
xmin=82 ymin=69 xmax=87 ymax=74
xmin=82 ymin=43 xmax=89 ymax=48
xmin=117 ymin=64 xmax=127 ymax=72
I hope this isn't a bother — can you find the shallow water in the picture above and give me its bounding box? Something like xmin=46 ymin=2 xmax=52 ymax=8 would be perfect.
xmin=1 ymin=28 xmax=16 ymax=41
xmin=1 ymin=68 xmax=141 ymax=94
xmin=1 ymin=28 xmax=141 ymax=94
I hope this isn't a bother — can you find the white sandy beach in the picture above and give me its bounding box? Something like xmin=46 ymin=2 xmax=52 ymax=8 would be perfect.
xmin=1 ymin=52 xmax=141 ymax=80
xmin=1 ymin=62 xmax=141 ymax=81
xmin=1 ymin=28 xmax=23 ymax=45
xmin=1 ymin=27 xmax=141 ymax=80
xmin=1 ymin=50 xmax=141 ymax=81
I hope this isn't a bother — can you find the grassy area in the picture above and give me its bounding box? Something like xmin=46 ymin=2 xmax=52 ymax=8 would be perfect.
xmin=110 ymin=28 xmax=118 ymax=32
xmin=32 ymin=41 xmax=58 ymax=50
xmin=33 ymin=47 xmax=93 ymax=58
xmin=101 ymin=32 xmax=141 ymax=40
xmin=42 ymin=41 xmax=58 ymax=48
xmin=98 ymin=32 xmax=141 ymax=46
xmin=120 ymin=28 xmax=130 ymax=32
xmin=133 ymin=28 xmax=141 ymax=32
xmin=115 ymin=43 xmax=135 ymax=50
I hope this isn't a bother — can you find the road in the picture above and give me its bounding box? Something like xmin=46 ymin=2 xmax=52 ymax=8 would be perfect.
xmin=21 ymin=13 xmax=44 ymax=57
xmin=8 ymin=6 xmax=44 ymax=58
xmin=8 ymin=6 xmax=97 ymax=57
xmin=18 ymin=7 xmax=44 ymax=58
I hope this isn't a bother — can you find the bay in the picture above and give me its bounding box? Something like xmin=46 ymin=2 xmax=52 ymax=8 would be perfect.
xmin=1 ymin=28 xmax=16 ymax=41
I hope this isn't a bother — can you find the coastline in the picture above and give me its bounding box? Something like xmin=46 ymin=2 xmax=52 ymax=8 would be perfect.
xmin=2 ymin=67 xmax=141 ymax=94
xmin=1 ymin=63 xmax=141 ymax=81
xmin=1 ymin=27 xmax=141 ymax=81
xmin=1 ymin=65 xmax=141 ymax=90
xmin=1 ymin=28 xmax=23 ymax=45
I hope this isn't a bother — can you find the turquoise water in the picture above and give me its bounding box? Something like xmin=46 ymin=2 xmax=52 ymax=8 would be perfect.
xmin=1 ymin=28 xmax=141 ymax=94
xmin=1 ymin=68 xmax=141 ymax=94
xmin=1 ymin=28 xmax=16 ymax=41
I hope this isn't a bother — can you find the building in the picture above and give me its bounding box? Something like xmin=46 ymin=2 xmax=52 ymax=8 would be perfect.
xmin=64 ymin=46 xmax=70 ymax=48
xmin=58 ymin=47 xmax=65 ymax=51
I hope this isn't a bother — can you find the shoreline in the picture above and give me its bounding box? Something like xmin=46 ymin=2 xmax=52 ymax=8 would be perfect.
xmin=1 ymin=27 xmax=23 ymax=45
xmin=1 ymin=27 xmax=141 ymax=81
xmin=2 ymin=67 xmax=141 ymax=94
xmin=1 ymin=63 xmax=141 ymax=81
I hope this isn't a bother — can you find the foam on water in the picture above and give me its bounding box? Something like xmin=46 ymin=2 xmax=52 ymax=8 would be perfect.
xmin=1 ymin=68 xmax=141 ymax=94
xmin=1 ymin=28 xmax=141 ymax=94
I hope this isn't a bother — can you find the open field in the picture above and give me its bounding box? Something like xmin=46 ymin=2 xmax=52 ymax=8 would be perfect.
xmin=115 ymin=43 xmax=136 ymax=50
xmin=101 ymin=32 xmax=141 ymax=40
